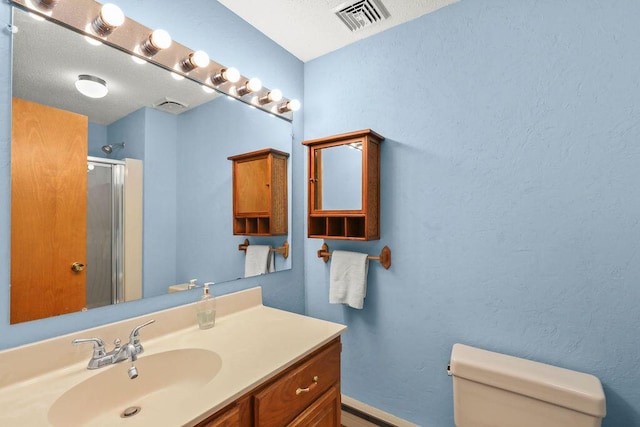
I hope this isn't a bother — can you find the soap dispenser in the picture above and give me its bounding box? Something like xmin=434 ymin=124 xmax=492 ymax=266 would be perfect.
xmin=196 ymin=282 xmax=216 ymax=329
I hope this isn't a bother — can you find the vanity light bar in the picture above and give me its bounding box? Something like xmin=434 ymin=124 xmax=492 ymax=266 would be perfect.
xmin=10 ymin=0 xmax=299 ymax=121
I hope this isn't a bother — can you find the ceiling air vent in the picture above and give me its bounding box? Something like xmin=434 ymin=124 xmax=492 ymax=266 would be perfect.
xmin=335 ymin=0 xmax=390 ymax=32
xmin=153 ymin=98 xmax=188 ymax=114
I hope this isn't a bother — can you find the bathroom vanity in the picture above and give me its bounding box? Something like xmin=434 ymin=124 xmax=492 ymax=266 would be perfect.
xmin=0 ymin=287 xmax=346 ymax=426
xmin=197 ymin=338 xmax=341 ymax=426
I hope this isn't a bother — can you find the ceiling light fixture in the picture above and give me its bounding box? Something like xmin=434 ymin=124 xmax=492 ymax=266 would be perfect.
xmin=210 ymin=67 xmax=241 ymax=85
xmin=180 ymin=50 xmax=209 ymax=72
xmin=258 ymin=89 xmax=283 ymax=105
xmin=237 ymin=77 xmax=262 ymax=96
xmin=75 ymin=74 xmax=108 ymax=98
xmin=140 ymin=29 xmax=172 ymax=56
xmin=278 ymin=99 xmax=301 ymax=113
xmin=92 ymin=3 xmax=125 ymax=36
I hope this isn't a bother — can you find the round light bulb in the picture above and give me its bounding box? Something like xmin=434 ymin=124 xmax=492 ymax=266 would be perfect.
xmin=224 ymin=67 xmax=241 ymax=83
xmin=191 ymin=50 xmax=210 ymax=68
xmin=268 ymin=89 xmax=283 ymax=102
xmin=247 ymin=77 xmax=262 ymax=92
xmin=288 ymin=99 xmax=301 ymax=111
xmin=100 ymin=4 xmax=125 ymax=28
xmin=150 ymin=29 xmax=171 ymax=50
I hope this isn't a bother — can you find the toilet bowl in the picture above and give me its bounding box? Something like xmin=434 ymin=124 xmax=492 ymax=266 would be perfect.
xmin=448 ymin=343 xmax=606 ymax=427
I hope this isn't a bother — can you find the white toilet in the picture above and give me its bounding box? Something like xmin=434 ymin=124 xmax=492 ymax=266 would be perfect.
xmin=448 ymin=343 xmax=606 ymax=427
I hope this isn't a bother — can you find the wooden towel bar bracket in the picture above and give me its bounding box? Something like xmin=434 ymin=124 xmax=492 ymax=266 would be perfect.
xmin=317 ymin=243 xmax=391 ymax=269
xmin=238 ymin=239 xmax=289 ymax=259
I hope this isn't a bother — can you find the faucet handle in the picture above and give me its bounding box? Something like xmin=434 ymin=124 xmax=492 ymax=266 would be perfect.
xmin=129 ymin=319 xmax=155 ymax=345
xmin=72 ymin=338 xmax=106 ymax=358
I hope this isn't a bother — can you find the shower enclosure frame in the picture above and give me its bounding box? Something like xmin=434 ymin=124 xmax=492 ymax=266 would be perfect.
xmin=87 ymin=156 xmax=125 ymax=307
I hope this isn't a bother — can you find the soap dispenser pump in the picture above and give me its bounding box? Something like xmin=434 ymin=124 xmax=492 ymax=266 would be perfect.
xmin=196 ymin=282 xmax=216 ymax=329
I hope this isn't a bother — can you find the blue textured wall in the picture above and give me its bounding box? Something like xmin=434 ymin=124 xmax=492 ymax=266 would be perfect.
xmin=0 ymin=0 xmax=305 ymax=349
xmin=175 ymin=97 xmax=292 ymax=285
xmin=304 ymin=1 xmax=640 ymax=425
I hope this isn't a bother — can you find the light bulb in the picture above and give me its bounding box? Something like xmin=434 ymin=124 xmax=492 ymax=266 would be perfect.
xmin=224 ymin=67 xmax=241 ymax=83
xmin=101 ymin=4 xmax=125 ymax=26
xmin=259 ymin=89 xmax=283 ymax=105
xmin=141 ymin=29 xmax=171 ymax=56
xmin=289 ymin=99 xmax=301 ymax=111
xmin=237 ymin=77 xmax=262 ymax=96
xmin=92 ymin=3 xmax=125 ymax=36
xmin=181 ymin=50 xmax=209 ymax=72
xmin=211 ymin=67 xmax=241 ymax=85
xmin=278 ymin=99 xmax=301 ymax=113
xmin=247 ymin=78 xmax=262 ymax=92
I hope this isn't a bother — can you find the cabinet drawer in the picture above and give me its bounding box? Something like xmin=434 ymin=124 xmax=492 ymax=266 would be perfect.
xmin=254 ymin=340 xmax=341 ymax=427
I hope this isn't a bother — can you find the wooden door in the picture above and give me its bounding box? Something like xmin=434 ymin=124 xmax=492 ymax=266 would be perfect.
xmin=11 ymin=97 xmax=88 ymax=323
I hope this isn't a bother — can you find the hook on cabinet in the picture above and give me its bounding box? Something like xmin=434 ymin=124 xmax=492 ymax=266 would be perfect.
xmin=239 ymin=239 xmax=289 ymax=259
xmin=316 ymin=243 xmax=391 ymax=269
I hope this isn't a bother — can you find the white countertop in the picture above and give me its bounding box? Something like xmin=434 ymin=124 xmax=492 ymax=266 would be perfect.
xmin=0 ymin=287 xmax=346 ymax=426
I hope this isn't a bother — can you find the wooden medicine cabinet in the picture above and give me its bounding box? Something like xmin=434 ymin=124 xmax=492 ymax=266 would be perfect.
xmin=302 ymin=129 xmax=384 ymax=240
xmin=228 ymin=148 xmax=289 ymax=236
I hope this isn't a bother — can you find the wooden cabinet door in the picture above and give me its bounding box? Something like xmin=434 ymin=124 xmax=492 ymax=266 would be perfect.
xmin=10 ymin=98 xmax=88 ymax=323
xmin=288 ymin=385 xmax=341 ymax=427
xmin=198 ymin=405 xmax=240 ymax=427
xmin=236 ymin=156 xmax=270 ymax=214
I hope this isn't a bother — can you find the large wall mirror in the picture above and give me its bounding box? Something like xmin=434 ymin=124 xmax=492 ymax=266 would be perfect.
xmin=10 ymin=6 xmax=292 ymax=324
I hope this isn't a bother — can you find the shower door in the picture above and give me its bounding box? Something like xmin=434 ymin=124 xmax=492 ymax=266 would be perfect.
xmin=86 ymin=157 xmax=125 ymax=309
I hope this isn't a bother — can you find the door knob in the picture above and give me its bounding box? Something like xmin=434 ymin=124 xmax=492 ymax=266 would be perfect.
xmin=71 ymin=262 xmax=85 ymax=272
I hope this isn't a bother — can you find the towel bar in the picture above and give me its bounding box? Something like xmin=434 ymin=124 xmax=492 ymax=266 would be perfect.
xmin=317 ymin=243 xmax=391 ymax=269
xmin=238 ymin=239 xmax=289 ymax=259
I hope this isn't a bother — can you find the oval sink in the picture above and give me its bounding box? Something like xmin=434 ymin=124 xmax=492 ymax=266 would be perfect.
xmin=48 ymin=348 xmax=221 ymax=427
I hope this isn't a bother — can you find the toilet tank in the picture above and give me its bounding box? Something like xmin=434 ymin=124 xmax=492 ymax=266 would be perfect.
xmin=448 ymin=343 xmax=606 ymax=427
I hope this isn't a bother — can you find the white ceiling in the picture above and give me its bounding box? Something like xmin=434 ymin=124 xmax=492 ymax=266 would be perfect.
xmin=216 ymin=0 xmax=458 ymax=62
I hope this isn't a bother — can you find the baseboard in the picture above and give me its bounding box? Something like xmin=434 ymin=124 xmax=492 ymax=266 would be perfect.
xmin=341 ymin=395 xmax=419 ymax=427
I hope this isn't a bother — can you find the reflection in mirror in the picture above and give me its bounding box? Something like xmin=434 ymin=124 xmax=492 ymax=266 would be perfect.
xmin=10 ymin=7 xmax=292 ymax=324
xmin=316 ymin=143 xmax=363 ymax=211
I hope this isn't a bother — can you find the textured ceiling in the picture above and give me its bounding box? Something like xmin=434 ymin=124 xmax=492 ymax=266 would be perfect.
xmin=216 ymin=0 xmax=458 ymax=62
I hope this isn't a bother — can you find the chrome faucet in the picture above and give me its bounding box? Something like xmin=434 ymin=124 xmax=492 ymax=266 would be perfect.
xmin=73 ymin=320 xmax=155 ymax=372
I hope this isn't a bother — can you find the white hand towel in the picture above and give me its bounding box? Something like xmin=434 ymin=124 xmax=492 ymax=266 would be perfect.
xmin=329 ymin=250 xmax=369 ymax=309
xmin=244 ymin=245 xmax=275 ymax=277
